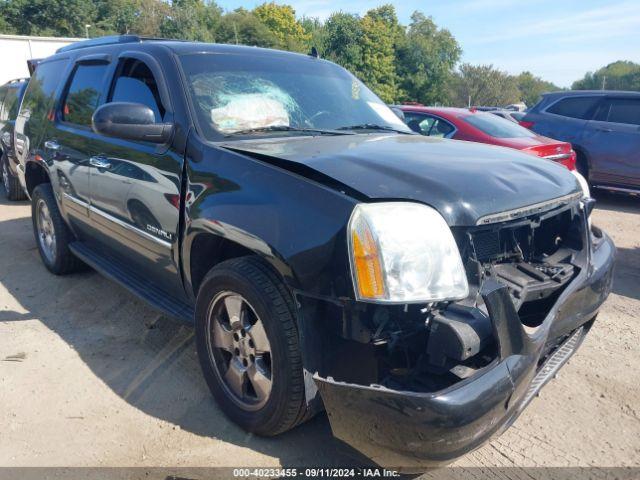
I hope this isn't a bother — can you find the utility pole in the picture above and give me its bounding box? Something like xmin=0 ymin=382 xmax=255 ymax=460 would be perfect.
xmin=602 ymin=76 xmax=606 ymax=90
xmin=233 ymin=22 xmax=239 ymax=45
xmin=85 ymin=24 xmax=91 ymax=38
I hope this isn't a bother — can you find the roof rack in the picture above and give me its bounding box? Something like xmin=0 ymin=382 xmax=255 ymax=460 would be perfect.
xmin=56 ymin=35 xmax=142 ymax=53
xmin=56 ymin=35 xmax=189 ymax=54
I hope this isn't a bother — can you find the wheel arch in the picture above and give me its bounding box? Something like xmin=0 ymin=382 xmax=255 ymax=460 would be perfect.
xmin=184 ymin=226 xmax=299 ymax=301
xmin=25 ymin=160 xmax=51 ymax=197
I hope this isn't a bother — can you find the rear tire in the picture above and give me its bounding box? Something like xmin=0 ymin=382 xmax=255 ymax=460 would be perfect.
xmin=2 ymin=153 xmax=27 ymax=201
xmin=195 ymin=256 xmax=308 ymax=436
xmin=31 ymin=183 xmax=84 ymax=275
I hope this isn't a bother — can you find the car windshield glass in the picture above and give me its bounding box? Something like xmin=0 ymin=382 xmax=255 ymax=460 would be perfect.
xmin=463 ymin=112 xmax=536 ymax=138
xmin=179 ymin=52 xmax=410 ymax=139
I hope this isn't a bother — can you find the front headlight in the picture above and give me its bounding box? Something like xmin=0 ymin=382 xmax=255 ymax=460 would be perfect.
xmin=348 ymin=202 xmax=469 ymax=303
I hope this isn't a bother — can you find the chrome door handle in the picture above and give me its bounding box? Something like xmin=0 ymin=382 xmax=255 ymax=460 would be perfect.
xmin=44 ymin=140 xmax=60 ymax=150
xmin=89 ymin=156 xmax=112 ymax=169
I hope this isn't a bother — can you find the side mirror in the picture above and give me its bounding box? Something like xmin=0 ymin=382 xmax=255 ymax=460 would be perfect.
xmin=92 ymin=102 xmax=173 ymax=144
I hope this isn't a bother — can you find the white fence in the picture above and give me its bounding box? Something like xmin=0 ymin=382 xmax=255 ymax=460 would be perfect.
xmin=0 ymin=34 xmax=81 ymax=84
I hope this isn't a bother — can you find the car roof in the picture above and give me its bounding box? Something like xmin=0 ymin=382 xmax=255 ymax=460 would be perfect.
xmin=399 ymin=106 xmax=478 ymax=118
xmin=53 ymin=34 xmax=319 ymax=62
xmin=542 ymin=90 xmax=640 ymax=98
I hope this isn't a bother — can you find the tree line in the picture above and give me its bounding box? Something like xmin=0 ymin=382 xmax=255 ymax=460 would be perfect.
xmin=1 ymin=0 xmax=636 ymax=107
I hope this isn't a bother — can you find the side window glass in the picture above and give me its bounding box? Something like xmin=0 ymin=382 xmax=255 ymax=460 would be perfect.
xmin=5 ymin=88 xmax=20 ymax=119
xmin=405 ymin=113 xmax=433 ymax=135
xmin=18 ymin=58 xmax=69 ymax=144
xmin=430 ymin=119 xmax=455 ymax=138
xmin=63 ymin=63 xmax=109 ymax=126
xmin=110 ymin=59 xmax=164 ymax=122
xmin=547 ymin=96 xmax=600 ymax=120
xmin=602 ymin=98 xmax=640 ymax=126
xmin=0 ymin=88 xmax=7 ymax=120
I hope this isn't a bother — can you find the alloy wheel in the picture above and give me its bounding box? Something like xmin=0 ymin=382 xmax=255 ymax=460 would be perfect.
xmin=2 ymin=160 xmax=9 ymax=193
xmin=206 ymin=291 xmax=273 ymax=411
xmin=36 ymin=199 xmax=57 ymax=263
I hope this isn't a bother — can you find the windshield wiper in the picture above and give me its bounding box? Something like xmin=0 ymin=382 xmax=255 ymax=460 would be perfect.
xmin=336 ymin=123 xmax=412 ymax=134
xmin=227 ymin=125 xmax=351 ymax=136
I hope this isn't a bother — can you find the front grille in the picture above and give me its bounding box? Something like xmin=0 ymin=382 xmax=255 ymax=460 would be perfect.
xmin=471 ymin=230 xmax=501 ymax=260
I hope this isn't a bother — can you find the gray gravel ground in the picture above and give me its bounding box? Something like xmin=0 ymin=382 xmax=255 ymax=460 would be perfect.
xmin=1 ymin=185 xmax=639 ymax=475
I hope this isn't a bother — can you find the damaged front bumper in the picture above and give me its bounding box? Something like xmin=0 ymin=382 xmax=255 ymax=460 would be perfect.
xmin=313 ymin=229 xmax=615 ymax=468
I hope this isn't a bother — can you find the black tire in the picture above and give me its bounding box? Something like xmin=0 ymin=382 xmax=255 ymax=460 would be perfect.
xmin=31 ymin=183 xmax=84 ymax=275
xmin=2 ymin=153 xmax=27 ymax=201
xmin=195 ymin=256 xmax=308 ymax=436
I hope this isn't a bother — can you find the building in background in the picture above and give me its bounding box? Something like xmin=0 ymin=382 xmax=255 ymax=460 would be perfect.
xmin=0 ymin=34 xmax=81 ymax=84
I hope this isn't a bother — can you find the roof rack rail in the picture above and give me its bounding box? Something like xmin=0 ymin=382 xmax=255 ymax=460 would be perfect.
xmin=56 ymin=35 xmax=142 ymax=53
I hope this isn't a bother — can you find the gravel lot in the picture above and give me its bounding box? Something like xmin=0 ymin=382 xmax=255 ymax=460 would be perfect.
xmin=1 ymin=185 xmax=639 ymax=475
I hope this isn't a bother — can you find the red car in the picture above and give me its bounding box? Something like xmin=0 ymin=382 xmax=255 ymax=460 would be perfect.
xmin=399 ymin=106 xmax=577 ymax=170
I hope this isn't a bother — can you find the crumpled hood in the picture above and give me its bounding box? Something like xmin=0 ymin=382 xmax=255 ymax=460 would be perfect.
xmin=221 ymin=134 xmax=581 ymax=226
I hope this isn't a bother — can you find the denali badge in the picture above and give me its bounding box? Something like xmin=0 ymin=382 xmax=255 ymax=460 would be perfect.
xmin=146 ymin=225 xmax=172 ymax=241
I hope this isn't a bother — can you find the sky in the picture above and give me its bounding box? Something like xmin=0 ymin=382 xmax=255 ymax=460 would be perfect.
xmin=215 ymin=0 xmax=640 ymax=87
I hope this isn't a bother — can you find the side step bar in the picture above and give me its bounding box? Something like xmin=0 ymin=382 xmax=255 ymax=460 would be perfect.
xmin=519 ymin=325 xmax=585 ymax=410
xmin=69 ymin=242 xmax=194 ymax=324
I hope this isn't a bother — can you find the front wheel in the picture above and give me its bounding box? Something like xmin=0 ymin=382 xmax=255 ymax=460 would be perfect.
xmin=195 ymin=256 xmax=308 ymax=436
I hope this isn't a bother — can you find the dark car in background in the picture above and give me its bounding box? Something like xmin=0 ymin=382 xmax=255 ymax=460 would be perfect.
xmin=0 ymin=78 xmax=29 ymax=200
xmin=521 ymin=90 xmax=640 ymax=193
xmin=13 ymin=35 xmax=613 ymax=469
xmin=400 ymin=106 xmax=578 ymax=170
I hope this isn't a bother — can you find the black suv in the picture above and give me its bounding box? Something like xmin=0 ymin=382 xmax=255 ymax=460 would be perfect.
xmin=0 ymin=78 xmax=29 ymax=200
xmin=15 ymin=36 xmax=615 ymax=468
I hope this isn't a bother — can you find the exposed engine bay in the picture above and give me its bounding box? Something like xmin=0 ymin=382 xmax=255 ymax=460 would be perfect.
xmin=311 ymin=200 xmax=587 ymax=394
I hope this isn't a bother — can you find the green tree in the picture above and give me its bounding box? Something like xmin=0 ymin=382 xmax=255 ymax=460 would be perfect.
xmin=572 ymin=61 xmax=640 ymax=91
xmin=216 ymin=8 xmax=277 ymax=47
xmin=359 ymin=12 xmax=398 ymax=102
xmin=159 ymin=0 xmax=221 ymax=42
xmin=322 ymin=12 xmax=364 ymax=75
xmin=396 ymin=11 xmax=461 ymax=105
xmin=252 ymin=2 xmax=310 ymax=51
xmin=0 ymin=0 xmax=96 ymax=37
xmin=300 ymin=16 xmax=326 ymax=53
xmin=452 ymin=63 xmax=521 ymax=107
xmin=516 ymin=71 xmax=560 ymax=108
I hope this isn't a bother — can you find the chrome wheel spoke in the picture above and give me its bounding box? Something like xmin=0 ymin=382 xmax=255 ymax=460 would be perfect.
xmin=36 ymin=200 xmax=56 ymax=262
xmin=247 ymin=320 xmax=270 ymax=353
xmin=248 ymin=362 xmax=272 ymax=402
xmin=224 ymin=295 xmax=244 ymax=329
xmin=211 ymin=315 xmax=235 ymax=352
xmin=224 ymin=358 xmax=246 ymax=398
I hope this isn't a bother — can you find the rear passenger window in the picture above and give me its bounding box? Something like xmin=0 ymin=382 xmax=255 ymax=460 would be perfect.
xmin=63 ymin=63 xmax=109 ymax=126
xmin=597 ymin=98 xmax=640 ymax=126
xmin=2 ymin=87 xmax=20 ymax=119
xmin=547 ymin=96 xmax=600 ymax=120
xmin=110 ymin=59 xmax=164 ymax=122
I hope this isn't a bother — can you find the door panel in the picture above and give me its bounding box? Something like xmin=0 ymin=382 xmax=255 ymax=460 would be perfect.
xmin=47 ymin=61 xmax=110 ymax=237
xmin=581 ymin=97 xmax=640 ymax=188
xmin=85 ymin=56 xmax=185 ymax=297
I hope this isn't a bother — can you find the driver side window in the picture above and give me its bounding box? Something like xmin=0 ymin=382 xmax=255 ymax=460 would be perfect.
xmin=405 ymin=113 xmax=455 ymax=138
xmin=109 ymin=59 xmax=164 ymax=122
